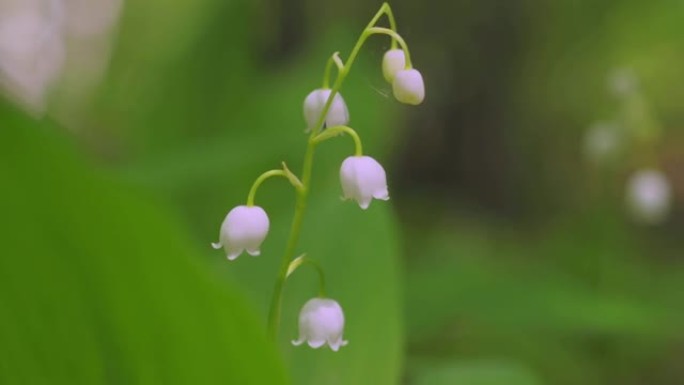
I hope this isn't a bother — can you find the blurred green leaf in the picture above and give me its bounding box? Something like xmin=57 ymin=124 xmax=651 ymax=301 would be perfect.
xmin=0 ymin=102 xmax=286 ymax=384
xmin=411 ymin=359 xmax=542 ymax=385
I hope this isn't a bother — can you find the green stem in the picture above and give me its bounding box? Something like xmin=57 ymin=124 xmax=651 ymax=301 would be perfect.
xmin=266 ymin=2 xmax=399 ymax=341
xmin=383 ymin=3 xmax=399 ymax=49
xmin=312 ymin=125 xmax=363 ymax=156
xmin=246 ymin=170 xmax=288 ymax=207
xmin=366 ymin=27 xmax=412 ymax=68
xmin=322 ymin=52 xmax=342 ymax=89
xmin=287 ymin=255 xmax=327 ymax=297
xmin=246 ymin=165 xmax=302 ymax=206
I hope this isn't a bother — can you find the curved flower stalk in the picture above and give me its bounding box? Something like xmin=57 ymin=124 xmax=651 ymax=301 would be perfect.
xmin=212 ymin=3 xmax=424 ymax=346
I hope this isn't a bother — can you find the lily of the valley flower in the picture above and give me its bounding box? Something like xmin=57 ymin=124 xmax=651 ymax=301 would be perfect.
xmin=340 ymin=155 xmax=389 ymax=209
xmin=626 ymin=169 xmax=672 ymax=225
xmin=392 ymin=68 xmax=425 ymax=105
xmin=303 ymin=88 xmax=349 ymax=132
xmin=292 ymin=298 xmax=348 ymax=351
xmin=212 ymin=205 xmax=270 ymax=260
xmin=382 ymin=49 xmax=405 ymax=83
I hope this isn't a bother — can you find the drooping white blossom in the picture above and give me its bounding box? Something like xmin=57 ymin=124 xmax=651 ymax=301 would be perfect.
xmin=212 ymin=205 xmax=270 ymax=260
xmin=626 ymin=169 xmax=672 ymax=225
xmin=292 ymin=298 xmax=348 ymax=352
xmin=340 ymin=155 xmax=389 ymax=210
xmin=392 ymin=68 xmax=425 ymax=105
xmin=382 ymin=49 xmax=406 ymax=83
xmin=303 ymin=88 xmax=349 ymax=132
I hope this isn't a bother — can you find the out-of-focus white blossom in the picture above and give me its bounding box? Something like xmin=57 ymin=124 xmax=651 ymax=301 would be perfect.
xmin=292 ymin=298 xmax=348 ymax=351
xmin=303 ymin=88 xmax=349 ymax=132
xmin=340 ymin=155 xmax=389 ymax=210
xmin=392 ymin=68 xmax=425 ymax=105
xmin=212 ymin=205 xmax=270 ymax=260
xmin=0 ymin=4 xmax=65 ymax=110
xmin=0 ymin=0 xmax=123 ymax=114
xmin=583 ymin=121 xmax=623 ymax=164
xmin=609 ymin=68 xmax=639 ymax=98
xmin=626 ymin=169 xmax=672 ymax=225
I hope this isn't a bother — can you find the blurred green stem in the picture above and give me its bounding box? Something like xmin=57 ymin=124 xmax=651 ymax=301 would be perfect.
xmin=266 ymin=2 xmax=399 ymax=340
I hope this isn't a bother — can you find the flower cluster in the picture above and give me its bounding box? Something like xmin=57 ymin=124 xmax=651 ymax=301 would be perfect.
xmin=585 ymin=68 xmax=674 ymax=225
xmin=212 ymin=3 xmax=423 ymax=351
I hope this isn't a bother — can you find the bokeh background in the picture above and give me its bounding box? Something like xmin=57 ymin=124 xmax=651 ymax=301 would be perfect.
xmin=1 ymin=0 xmax=683 ymax=384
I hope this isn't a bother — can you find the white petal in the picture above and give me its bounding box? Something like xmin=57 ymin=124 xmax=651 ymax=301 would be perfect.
xmin=211 ymin=242 xmax=222 ymax=249
xmin=358 ymin=197 xmax=371 ymax=210
xmin=626 ymin=169 xmax=671 ymax=224
xmin=382 ymin=49 xmax=406 ymax=83
xmin=226 ymin=250 xmax=242 ymax=261
xmin=303 ymin=89 xmax=349 ymax=131
xmin=328 ymin=338 xmax=349 ymax=352
xmin=339 ymin=156 xmax=389 ymax=210
xmin=326 ymin=92 xmax=350 ymax=127
xmin=291 ymin=338 xmax=305 ymax=346
xmin=392 ymin=68 xmax=425 ymax=105
xmin=293 ymin=298 xmax=347 ymax=351
xmin=307 ymin=339 xmax=326 ymax=349
xmin=246 ymin=248 xmax=261 ymax=257
xmin=373 ymin=188 xmax=390 ymax=201
xmin=218 ymin=205 xmax=270 ymax=260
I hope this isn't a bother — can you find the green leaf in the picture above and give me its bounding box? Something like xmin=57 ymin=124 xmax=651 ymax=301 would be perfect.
xmin=411 ymin=360 xmax=542 ymax=385
xmin=0 ymin=102 xmax=287 ymax=384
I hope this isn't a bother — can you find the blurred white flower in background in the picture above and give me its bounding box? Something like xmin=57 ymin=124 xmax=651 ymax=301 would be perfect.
xmin=583 ymin=121 xmax=623 ymax=164
xmin=609 ymin=67 xmax=639 ymax=98
xmin=0 ymin=0 xmax=122 ymax=115
xmin=626 ymin=169 xmax=672 ymax=225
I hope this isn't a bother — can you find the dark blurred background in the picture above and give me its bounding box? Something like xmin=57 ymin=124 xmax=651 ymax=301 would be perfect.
xmin=1 ymin=0 xmax=683 ymax=384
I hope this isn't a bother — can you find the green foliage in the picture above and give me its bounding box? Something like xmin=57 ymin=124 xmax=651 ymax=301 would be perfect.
xmin=0 ymin=102 xmax=286 ymax=384
xmin=94 ymin=1 xmax=405 ymax=383
xmin=411 ymin=360 xmax=541 ymax=385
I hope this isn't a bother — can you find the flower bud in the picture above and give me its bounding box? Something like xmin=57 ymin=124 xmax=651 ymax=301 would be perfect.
xmin=292 ymin=298 xmax=348 ymax=351
xmin=626 ymin=169 xmax=672 ymax=225
xmin=392 ymin=68 xmax=425 ymax=105
xmin=212 ymin=205 xmax=270 ymax=260
xmin=382 ymin=49 xmax=406 ymax=83
xmin=303 ymin=88 xmax=349 ymax=132
xmin=340 ymin=155 xmax=389 ymax=210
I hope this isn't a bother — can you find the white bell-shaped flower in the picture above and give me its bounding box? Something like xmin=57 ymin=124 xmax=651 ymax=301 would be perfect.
xmin=303 ymin=88 xmax=349 ymax=132
xmin=292 ymin=298 xmax=348 ymax=351
xmin=340 ymin=155 xmax=389 ymax=210
xmin=212 ymin=205 xmax=270 ymax=260
xmin=392 ymin=68 xmax=425 ymax=105
xmin=626 ymin=169 xmax=672 ymax=225
xmin=382 ymin=49 xmax=406 ymax=83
